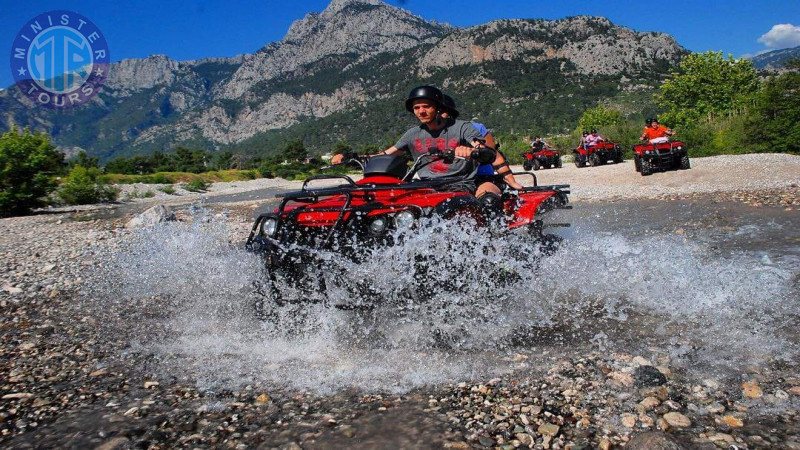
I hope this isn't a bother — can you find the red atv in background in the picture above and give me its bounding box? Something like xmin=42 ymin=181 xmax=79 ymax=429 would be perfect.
xmin=632 ymin=141 xmax=690 ymax=176
xmin=573 ymin=142 xmax=624 ymax=168
xmin=521 ymin=147 xmax=562 ymax=171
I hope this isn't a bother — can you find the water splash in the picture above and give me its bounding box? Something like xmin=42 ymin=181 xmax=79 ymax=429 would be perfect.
xmin=87 ymin=207 xmax=798 ymax=393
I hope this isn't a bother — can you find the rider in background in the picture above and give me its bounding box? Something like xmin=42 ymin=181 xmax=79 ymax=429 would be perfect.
xmin=584 ymin=129 xmax=604 ymax=147
xmin=640 ymin=118 xmax=675 ymax=144
xmin=440 ymin=94 xmax=523 ymax=190
xmin=578 ymin=130 xmax=589 ymax=148
xmin=530 ymin=136 xmax=547 ymax=150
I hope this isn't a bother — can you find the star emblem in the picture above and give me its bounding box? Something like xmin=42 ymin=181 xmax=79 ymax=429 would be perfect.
xmin=95 ymin=68 xmax=103 ymax=77
xmin=17 ymin=67 xmax=26 ymax=76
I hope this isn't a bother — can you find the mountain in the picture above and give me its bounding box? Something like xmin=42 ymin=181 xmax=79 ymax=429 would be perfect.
xmin=749 ymin=45 xmax=800 ymax=70
xmin=0 ymin=0 xmax=686 ymax=162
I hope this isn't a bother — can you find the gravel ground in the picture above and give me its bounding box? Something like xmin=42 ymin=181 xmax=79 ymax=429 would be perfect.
xmin=516 ymin=153 xmax=800 ymax=203
xmin=2 ymin=154 xmax=799 ymax=449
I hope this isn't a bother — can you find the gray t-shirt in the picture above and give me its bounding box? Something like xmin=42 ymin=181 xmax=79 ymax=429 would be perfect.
xmin=394 ymin=119 xmax=482 ymax=179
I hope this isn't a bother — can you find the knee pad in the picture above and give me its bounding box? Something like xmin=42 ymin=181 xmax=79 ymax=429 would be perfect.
xmin=480 ymin=192 xmax=502 ymax=211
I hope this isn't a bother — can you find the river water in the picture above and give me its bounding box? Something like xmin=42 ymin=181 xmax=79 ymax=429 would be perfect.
xmin=87 ymin=198 xmax=799 ymax=395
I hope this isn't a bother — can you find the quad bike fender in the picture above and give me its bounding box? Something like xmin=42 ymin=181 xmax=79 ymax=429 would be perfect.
xmin=507 ymin=191 xmax=557 ymax=228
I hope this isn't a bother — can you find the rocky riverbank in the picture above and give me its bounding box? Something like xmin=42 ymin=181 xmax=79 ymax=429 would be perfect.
xmin=2 ymin=158 xmax=799 ymax=448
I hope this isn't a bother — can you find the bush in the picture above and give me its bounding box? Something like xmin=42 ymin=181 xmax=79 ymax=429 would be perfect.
xmin=58 ymin=165 xmax=118 ymax=205
xmin=0 ymin=127 xmax=65 ymax=216
xmin=182 ymin=180 xmax=211 ymax=192
xmin=158 ymin=185 xmax=176 ymax=195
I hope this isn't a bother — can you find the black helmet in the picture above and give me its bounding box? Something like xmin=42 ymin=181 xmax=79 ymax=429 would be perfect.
xmin=405 ymin=85 xmax=443 ymax=113
xmin=441 ymin=94 xmax=460 ymax=119
xmin=591 ymin=129 xmax=597 ymax=133
xmin=645 ymin=118 xmax=655 ymax=125
xmin=582 ymin=130 xmax=588 ymax=135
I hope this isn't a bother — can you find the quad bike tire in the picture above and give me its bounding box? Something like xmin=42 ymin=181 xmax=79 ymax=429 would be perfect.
xmin=543 ymin=163 xmax=551 ymax=169
xmin=679 ymin=155 xmax=691 ymax=170
xmin=588 ymin=154 xmax=599 ymax=167
xmin=533 ymin=160 xmax=541 ymax=171
xmin=634 ymin=155 xmax=641 ymax=172
xmin=523 ymin=161 xmax=532 ymax=171
xmin=614 ymin=151 xmax=624 ymax=164
xmin=556 ymin=157 xmax=562 ymax=168
xmin=575 ymin=155 xmax=586 ymax=168
xmin=640 ymin=158 xmax=653 ymax=176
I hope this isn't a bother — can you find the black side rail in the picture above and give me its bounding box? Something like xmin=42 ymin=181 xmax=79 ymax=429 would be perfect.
xmin=302 ymin=174 xmax=357 ymax=191
xmin=511 ymin=171 xmax=538 ymax=186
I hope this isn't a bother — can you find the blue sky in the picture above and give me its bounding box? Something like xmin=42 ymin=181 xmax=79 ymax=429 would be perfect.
xmin=2 ymin=0 xmax=798 ymax=89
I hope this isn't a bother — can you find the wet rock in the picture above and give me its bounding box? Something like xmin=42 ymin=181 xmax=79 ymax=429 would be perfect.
xmin=741 ymin=380 xmax=763 ymax=398
xmin=708 ymin=433 xmax=734 ymax=443
xmin=2 ymin=393 xmax=35 ymax=400
xmin=608 ymin=371 xmax=634 ymax=387
xmin=718 ymin=415 xmax=743 ymax=427
xmin=634 ymin=365 xmax=667 ymax=387
xmin=662 ymin=412 xmax=691 ymax=428
xmin=640 ymin=397 xmax=660 ymax=410
xmin=96 ymin=437 xmax=130 ymax=450
xmin=632 ymin=356 xmax=651 ymax=366
xmin=515 ymin=433 xmax=534 ymax=446
xmin=538 ymin=423 xmax=559 ymax=436
xmin=125 ymin=205 xmax=176 ymax=228
xmin=621 ymin=413 xmax=636 ymax=428
xmin=625 ymin=432 xmax=683 ymax=450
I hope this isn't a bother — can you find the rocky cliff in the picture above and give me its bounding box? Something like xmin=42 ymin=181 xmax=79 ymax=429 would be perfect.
xmin=0 ymin=0 xmax=686 ymax=160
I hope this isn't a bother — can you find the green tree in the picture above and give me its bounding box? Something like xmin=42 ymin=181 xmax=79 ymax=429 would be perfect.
xmin=577 ymin=105 xmax=622 ymax=133
xmin=0 ymin=127 xmax=65 ymax=216
xmin=57 ymin=165 xmax=118 ymax=205
xmin=214 ymin=151 xmax=234 ymax=170
xmin=657 ymin=51 xmax=759 ymax=128
xmin=70 ymin=150 xmax=99 ymax=168
xmin=747 ymin=66 xmax=800 ymax=153
xmin=332 ymin=141 xmax=352 ymax=155
xmin=284 ymin=139 xmax=307 ymax=161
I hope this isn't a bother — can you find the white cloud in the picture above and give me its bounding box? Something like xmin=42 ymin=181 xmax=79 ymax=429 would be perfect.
xmin=757 ymin=23 xmax=800 ymax=49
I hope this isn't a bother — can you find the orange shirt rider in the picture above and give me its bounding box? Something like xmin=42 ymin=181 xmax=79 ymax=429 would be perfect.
xmin=641 ymin=120 xmax=675 ymax=143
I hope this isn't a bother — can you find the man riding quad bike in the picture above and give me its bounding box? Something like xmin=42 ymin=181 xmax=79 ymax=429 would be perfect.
xmin=522 ymin=138 xmax=562 ymax=171
xmin=246 ymin=86 xmax=570 ymax=310
xmin=573 ymin=130 xmax=623 ymax=167
xmin=633 ymin=118 xmax=689 ymax=176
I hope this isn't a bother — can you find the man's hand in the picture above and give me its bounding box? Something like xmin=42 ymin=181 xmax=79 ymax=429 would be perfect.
xmin=455 ymin=145 xmax=475 ymax=159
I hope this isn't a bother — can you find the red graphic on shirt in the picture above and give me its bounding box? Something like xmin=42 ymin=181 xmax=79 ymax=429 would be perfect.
xmin=414 ymin=137 xmax=461 ymax=173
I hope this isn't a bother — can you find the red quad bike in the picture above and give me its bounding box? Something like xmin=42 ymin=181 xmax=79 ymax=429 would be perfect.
xmin=573 ymin=142 xmax=624 ymax=168
xmin=632 ymin=141 xmax=690 ymax=176
xmin=245 ymin=149 xmax=571 ymax=310
xmin=522 ymin=148 xmax=562 ymax=171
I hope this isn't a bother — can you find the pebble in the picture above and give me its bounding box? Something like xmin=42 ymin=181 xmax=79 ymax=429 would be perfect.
xmin=661 ymin=412 xmax=691 ymax=428
xmin=538 ymin=423 xmax=559 ymax=436
xmin=742 ymin=381 xmax=763 ymax=398
xmin=640 ymin=397 xmax=660 ymax=409
xmin=719 ymin=415 xmax=744 ymax=428
xmin=621 ymin=413 xmax=636 ymax=428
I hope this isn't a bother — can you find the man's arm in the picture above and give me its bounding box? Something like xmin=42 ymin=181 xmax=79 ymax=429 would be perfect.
xmin=330 ymin=145 xmax=401 ymax=165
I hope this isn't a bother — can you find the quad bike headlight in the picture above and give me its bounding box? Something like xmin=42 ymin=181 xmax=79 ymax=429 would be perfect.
xmin=394 ymin=210 xmax=415 ymax=230
xmin=369 ymin=217 xmax=388 ymax=235
xmin=262 ymin=218 xmax=278 ymax=237
xmin=676 ymin=146 xmax=682 ymax=150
